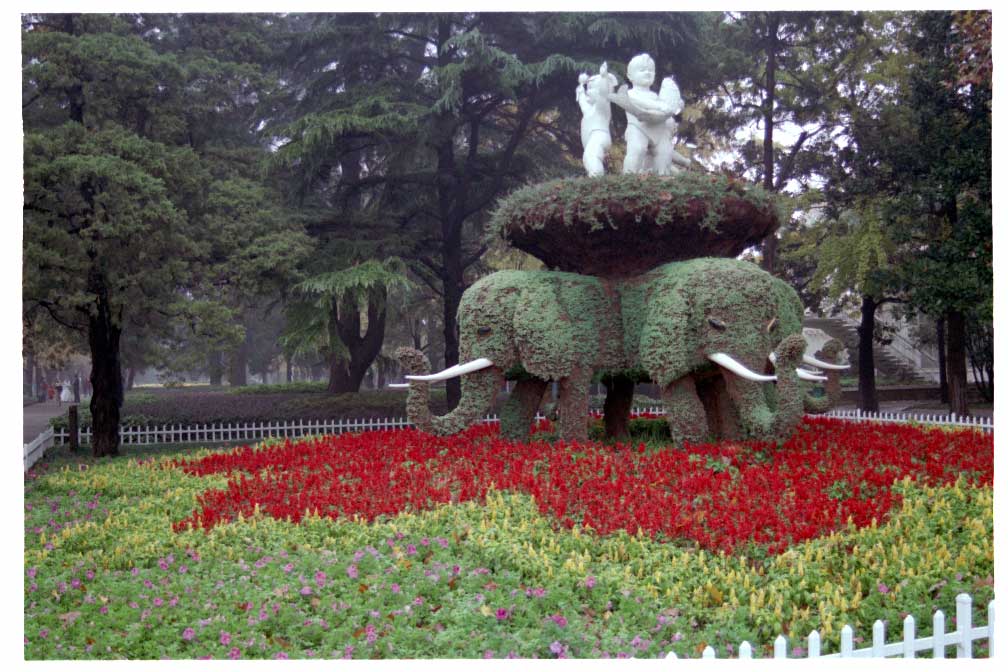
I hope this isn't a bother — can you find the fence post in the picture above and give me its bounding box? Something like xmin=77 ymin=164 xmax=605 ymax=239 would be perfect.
xmin=933 ymin=609 xmax=946 ymax=658
xmin=872 ymin=620 xmax=886 ymax=657
xmin=774 ymin=635 xmax=787 ymax=659
xmin=808 ymin=630 xmax=821 ymax=658
xmin=988 ymin=600 xmax=995 ymax=658
xmin=903 ymin=615 xmax=915 ymax=658
xmin=840 ymin=625 xmax=854 ymax=657
xmin=68 ymin=405 xmax=79 ymax=453
xmin=956 ymin=593 xmax=972 ymax=658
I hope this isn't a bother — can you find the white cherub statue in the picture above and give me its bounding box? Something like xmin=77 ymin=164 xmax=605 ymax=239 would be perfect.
xmin=609 ymin=53 xmax=692 ymax=175
xmin=576 ymin=62 xmax=619 ymax=177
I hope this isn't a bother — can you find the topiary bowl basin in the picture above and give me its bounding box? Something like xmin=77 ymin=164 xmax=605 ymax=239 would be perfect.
xmin=492 ymin=173 xmax=779 ymax=277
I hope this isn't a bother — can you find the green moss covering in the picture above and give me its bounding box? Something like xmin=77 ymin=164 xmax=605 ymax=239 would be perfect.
xmin=491 ymin=173 xmax=780 ymax=277
xmin=399 ymin=258 xmax=835 ymax=445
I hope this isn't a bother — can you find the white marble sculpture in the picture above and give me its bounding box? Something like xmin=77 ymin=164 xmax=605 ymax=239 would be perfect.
xmin=577 ymin=53 xmax=693 ymax=177
xmin=576 ymin=62 xmax=619 ymax=177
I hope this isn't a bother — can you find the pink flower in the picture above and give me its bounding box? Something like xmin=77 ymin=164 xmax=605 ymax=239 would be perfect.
xmin=220 ymin=631 xmax=231 ymax=646
xmin=178 ymin=565 xmax=188 ymax=574
xmin=406 ymin=544 xmax=418 ymax=556
xmin=99 ymin=606 xmax=108 ymax=615
xmin=550 ymin=614 xmax=567 ymax=627
xmin=878 ymin=583 xmax=890 ymax=594
xmin=153 ymin=597 xmax=164 ymax=607
xmin=391 ymin=583 xmax=401 ymax=594
xmin=314 ymin=570 xmax=326 ymax=588
xmin=496 ymin=608 xmax=510 ymax=621
xmin=182 ymin=628 xmax=195 ymax=641
xmin=274 ymin=652 xmax=288 ymax=659
xmin=584 ymin=576 xmax=596 ymax=589
xmin=347 ymin=565 xmax=358 ymax=579
xmin=283 ymin=563 xmax=294 ymax=573
xmin=228 ymin=647 xmax=241 ymax=659
xmin=300 ymin=586 xmax=312 ymax=596
xmin=39 ymin=628 xmax=49 ymax=640
xmin=27 ymin=567 xmax=36 ymax=579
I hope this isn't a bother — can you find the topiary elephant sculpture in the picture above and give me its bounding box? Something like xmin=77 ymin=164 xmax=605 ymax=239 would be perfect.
xmin=394 ymin=270 xmax=626 ymax=442
xmin=625 ymin=258 xmax=846 ymax=443
xmin=394 ymin=258 xmax=846 ymax=444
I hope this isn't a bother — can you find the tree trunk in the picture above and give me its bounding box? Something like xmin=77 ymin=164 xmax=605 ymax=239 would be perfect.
xmin=229 ymin=336 xmax=248 ymax=386
xmin=126 ymin=367 xmax=136 ymax=391
xmin=68 ymin=404 xmax=79 ymax=453
xmin=936 ymin=317 xmax=948 ymax=403
xmin=759 ymin=12 xmax=780 ymax=275
xmin=945 ymin=309 xmax=970 ymax=416
xmin=856 ymin=294 xmax=879 ymax=413
xmin=441 ymin=268 xmax=463 ymax=409
xmin=602 ymin=374 xmax=635 ymax=440
xmin=88 ymin=275 xmax=123 ymax=458
xmin=286 ymin=355 xmax=293 ymax=383
xmin=208 ymin=351 xmax=224 ymax=386
xmin=328 ymin=287 xmax=388 ymax=393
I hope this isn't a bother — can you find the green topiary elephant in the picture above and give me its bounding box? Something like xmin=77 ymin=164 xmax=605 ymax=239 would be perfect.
xmin=395 ymin=258 xmax=845 ymax=444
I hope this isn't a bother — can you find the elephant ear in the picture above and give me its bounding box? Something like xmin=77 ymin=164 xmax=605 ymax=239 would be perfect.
xmin=513 ymin=280 xmax=577 ymax=380
xmin=638 ymin=273 xmax=696 ymax=388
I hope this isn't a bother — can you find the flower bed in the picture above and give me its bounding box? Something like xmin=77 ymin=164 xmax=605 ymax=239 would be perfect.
xmin=174 ymin=418 xmax=991 ymax=555
xmin=24 ymin=419 xmax=993 ymax=659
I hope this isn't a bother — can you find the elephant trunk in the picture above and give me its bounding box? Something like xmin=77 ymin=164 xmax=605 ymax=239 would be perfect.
xmin=394 ymin=347 xmax=503 ymax=435
xmin=721 ymin=334 xmax=806 ymax=441
xmin=769 ymin=334 xmax=808 ymax=440
xmin=395 ymin=347 xmax=433 ymax=432
xmin=803 ymin=339 xmax=845 ymax=414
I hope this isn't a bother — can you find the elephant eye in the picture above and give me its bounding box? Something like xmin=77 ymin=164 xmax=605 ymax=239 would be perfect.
xmin=477 ymin=327 xmax=492 ymax=337
xmin=708 ymin=318 xmax=727 ymax=331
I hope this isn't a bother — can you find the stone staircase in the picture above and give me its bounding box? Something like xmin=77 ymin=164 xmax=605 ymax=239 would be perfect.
xmin=803 ymin=316 xmax=934 ymax=385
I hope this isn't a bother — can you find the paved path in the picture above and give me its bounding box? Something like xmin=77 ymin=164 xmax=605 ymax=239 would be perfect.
xmin=23 ymin=400 xmax=74 ymax=443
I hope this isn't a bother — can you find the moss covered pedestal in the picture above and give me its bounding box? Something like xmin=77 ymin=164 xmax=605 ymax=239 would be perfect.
xmin=489 ymin=172 xmax=830 ymax=443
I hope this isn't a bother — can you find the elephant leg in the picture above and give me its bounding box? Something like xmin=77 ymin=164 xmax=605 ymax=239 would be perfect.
xmin=601 ymin=373 xmax=635 ymax=440
xmin=660 ymin=376 xmax=709 ymax=445
xmin=499 ymin=378 xmax=549 ymax=441
xmin=722 ymin=375 xmax=774 ymax=439
xmin=695 ymin=373 xmax=742 ymax=441
xmin=557 ymin=368 xmax=592 ymax=443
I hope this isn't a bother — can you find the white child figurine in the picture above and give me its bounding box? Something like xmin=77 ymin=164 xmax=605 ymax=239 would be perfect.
xmin=611 ymin=53 xmax=692 ymax=175
xmin=576 ymin=62 xmax=619 ymax=177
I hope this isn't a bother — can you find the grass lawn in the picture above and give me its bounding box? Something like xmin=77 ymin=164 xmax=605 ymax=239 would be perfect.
xmin=24 ymin=418 xmax=992 ymax=659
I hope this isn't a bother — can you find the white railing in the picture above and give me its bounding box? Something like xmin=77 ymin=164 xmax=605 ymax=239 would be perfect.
xmin=667 ymin=593 xmax=993 ymax=659
xmin=51 ymin=406 xmax=991 ymax=447
xmin=820 ymin=408 xmax=993 ymax=433
xmin=24 ymin=427 xmax=54 ymax=472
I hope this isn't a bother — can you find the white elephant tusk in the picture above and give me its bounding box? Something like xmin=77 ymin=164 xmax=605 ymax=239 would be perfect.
xmin=708 ymin=353 xmax=777 ymax=383
xmin=387 ymin=383 xmax=412 ymax=389
xmin=802 ymin=354 xmax=850 ymax=371
xmin=404 ymin=357 xmax=494 ymax=382
xmin=796 ymin=368 xmax=828 ymax=382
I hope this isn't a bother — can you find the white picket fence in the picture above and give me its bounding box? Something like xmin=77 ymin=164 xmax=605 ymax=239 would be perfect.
xmin=49 ymin=406 xmax=992 ymax=447
xmin=821 ymin=408 xmax=993 ymax=433
xmin=23 ymin=427 xmax=54 ymax=472
xmin=667 ymin=593 xmax=993 ymax=659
